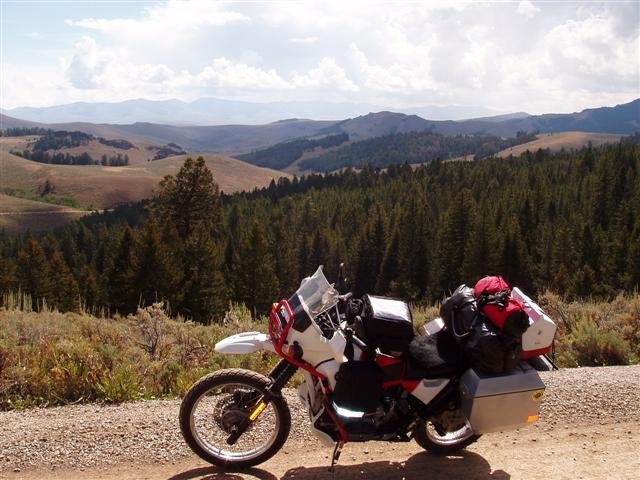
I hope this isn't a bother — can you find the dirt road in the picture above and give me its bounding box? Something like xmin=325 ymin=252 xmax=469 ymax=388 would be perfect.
xmin=2 ymin=366 xmax=639 ymax=480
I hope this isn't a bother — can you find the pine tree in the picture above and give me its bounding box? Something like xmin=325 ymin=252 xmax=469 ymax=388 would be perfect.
xmin=81 ymin=265 xmax=101 ymax=313
xmin=50 ymin=250 xmax=80 ymax=312
xmin=353 ymin=210 xmax=385 ymax=296
xmin=131 ymin=218 xmax=182 ymax=308
xmin=436 ymin=189 xmax=473 ymax=291
xmin=497 ymin=219 xmax=533 ymax=290
xmin=154 ymin=156 xmax=221 ymax=239
xmin=16 ymin=238 xmax=53 ymax=309
xmin=179 ymin=227 xmax=228 ymax=323
xmin=462 ymin=206 xmax=498 ymax=282
xmin=0 ymin=253 xmax=17 ymax=298
xmin=375 ymin=226 xmax=399 ymax=294
xmin=232 ymin=221 xmax=278 ymax=316
xmin=105 ymin=226 xmax=136 ymax=314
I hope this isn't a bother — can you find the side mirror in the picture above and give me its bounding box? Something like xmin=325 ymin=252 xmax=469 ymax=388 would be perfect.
xmin=337 ymin=262 xmax=348 ymax=294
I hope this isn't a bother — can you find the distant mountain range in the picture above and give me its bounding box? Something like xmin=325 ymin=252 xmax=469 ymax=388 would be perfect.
xmin=2 ymin=98 xmax=507 ymax=125
xmin=1 ymin=99 xmax=637 ymax=154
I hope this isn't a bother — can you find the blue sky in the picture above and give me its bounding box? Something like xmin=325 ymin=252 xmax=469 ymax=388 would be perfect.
xmin=1 ymin=1 xmax=638 ymax=114
xmin=2 ymin=2 xmax=145 ymax=63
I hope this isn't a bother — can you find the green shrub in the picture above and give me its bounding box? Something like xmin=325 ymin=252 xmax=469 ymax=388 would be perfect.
xmin=96 ymin=365 xmax=142 ymax=402
xmin=540 ymin=291 xmax=638 ymax=367
xmin=559 ymin=318 xmax=632 ymax=367
xmin=1 ymin=294 xmax=638 ymax=410
xmin=0 ymin=303 xmax=277 ymax=409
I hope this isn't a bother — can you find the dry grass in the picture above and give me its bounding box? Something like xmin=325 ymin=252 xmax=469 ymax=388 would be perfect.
xmin=0 ymin=302 xmax=278 ymax=410
xmin=538 ymin=291 xmax=640 ymax=367
xmin=496 ymin=132 xmax=623 ymax=158
xmin=0 ymin=194 xmax=86 ymax=233
xmin=1 ymin=292 xmax=636 ymax=410
xmin=51 ymin=139 xmax=157 ymax=165
xmin=0 ymin=137 xmax=289 ymax=209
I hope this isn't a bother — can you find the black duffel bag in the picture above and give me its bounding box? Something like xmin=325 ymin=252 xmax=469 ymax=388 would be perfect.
xmin=464 ymin=315 xmax=522 ymax=373
xmin=440 ymin=284 xmax=478 ymax=341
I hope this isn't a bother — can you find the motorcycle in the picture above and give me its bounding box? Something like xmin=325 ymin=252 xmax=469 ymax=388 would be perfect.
xmin=179 ymin=265 xmax=555 ymax=469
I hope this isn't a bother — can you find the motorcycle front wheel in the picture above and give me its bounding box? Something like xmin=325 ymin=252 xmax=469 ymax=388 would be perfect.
xmin=179 ymin=368 xmax=291 ymax=468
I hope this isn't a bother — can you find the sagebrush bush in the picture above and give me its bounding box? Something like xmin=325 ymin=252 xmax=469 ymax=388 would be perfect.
xmin=1 ymin=294 xmax=637 ymax=409
xmin=539 ymin=291 xmax=638 ymax=367
xmin=0 ymin=303 xmax=276 ymax=410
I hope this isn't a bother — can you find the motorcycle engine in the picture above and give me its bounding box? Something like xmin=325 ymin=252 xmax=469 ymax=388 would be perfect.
xmin=360 ymin=394 xmax=413 ymax=436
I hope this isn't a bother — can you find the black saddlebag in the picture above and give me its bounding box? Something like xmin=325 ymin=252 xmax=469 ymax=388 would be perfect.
xmin=355 ymin=295 xmax=415 ymax=356
xmin=332 ymin=360 xmax=384 ymax=413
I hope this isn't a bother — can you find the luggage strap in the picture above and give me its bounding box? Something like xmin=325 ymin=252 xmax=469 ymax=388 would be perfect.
xmin=450 ymin=297 xmax=478 ymax=340
xmin=476 ymin=289 xmax=510 ymax=311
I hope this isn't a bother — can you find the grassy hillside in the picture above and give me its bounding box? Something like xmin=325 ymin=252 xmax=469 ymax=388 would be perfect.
xmin=495 ymin=132 xmax=625 ymax=158
xmin=0 ymin=194 xmax=86 ymax=234
xmin=38 ymin=138 xmax=158 ymax=165
xmin=0 ymin=293 xmax=637 ymax=410
xmin=0 ymin=137 xmax=289 ymax=210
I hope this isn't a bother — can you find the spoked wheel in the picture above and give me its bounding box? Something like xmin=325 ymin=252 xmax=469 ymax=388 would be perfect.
xmin=179 ymin=369 xmax=291 ymax=469
xmin=414 ymin=408 xmax=480 ymax=454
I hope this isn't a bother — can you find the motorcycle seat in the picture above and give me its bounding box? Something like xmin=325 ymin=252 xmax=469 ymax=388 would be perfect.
xmin=406 ymin=330 xmax=460 ymax=379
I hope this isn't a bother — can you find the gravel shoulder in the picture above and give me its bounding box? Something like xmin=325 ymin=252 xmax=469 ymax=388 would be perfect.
xmin=1 ymin=365 xmax=639 ymax=480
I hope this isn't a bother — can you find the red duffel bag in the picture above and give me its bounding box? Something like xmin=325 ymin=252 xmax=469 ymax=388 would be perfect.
xmin=474 ymin=276 xmax=530 ymax=337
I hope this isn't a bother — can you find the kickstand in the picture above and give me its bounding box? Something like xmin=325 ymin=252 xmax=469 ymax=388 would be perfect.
xmin=329 ymin=441 xmax=344 ymax=479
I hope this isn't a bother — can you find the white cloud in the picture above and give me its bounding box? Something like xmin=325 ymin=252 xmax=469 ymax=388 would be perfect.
xmin=66 ymin=36 xmax=115 ymax=89
xmin=292 ymin=57 xmax=358 ymax=91
xmin=180 ymin=58 xmax=291 ymax=90
xmin=345 ymin=39 xmax=437 ymax=94
xmin=2 ymin=1 xmax=637 ymax=114
xmin=289 ymin=37 xmax=319 ymax=44
xmin=516 ymin=1 xmax=540 ymax=19
xmin=544 ymin=14 xmax=638 ymax=80
xmin=1 ymin=63 xmax=67 ymax=109
xmin=67 ymin=0 xmax=250 ymax=33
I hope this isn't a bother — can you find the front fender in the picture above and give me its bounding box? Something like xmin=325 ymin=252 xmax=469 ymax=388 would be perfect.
xmin=214 ymin=331 xmax=275 ymax=354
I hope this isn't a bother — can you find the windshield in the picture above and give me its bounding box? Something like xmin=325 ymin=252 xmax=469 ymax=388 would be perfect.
xmin=294 ymin=265 xmax=339 ymax=318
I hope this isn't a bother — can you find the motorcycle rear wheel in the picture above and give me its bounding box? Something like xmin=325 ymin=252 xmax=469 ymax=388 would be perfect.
xmin=414 ymin=416 xmax=480 ymax=454
xmin=179 ymin=368 xmax=291 ymax=468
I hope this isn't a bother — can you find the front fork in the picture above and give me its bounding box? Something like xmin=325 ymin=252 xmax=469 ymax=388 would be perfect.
xmin=226 ymin=360 xmax=298 ymax=445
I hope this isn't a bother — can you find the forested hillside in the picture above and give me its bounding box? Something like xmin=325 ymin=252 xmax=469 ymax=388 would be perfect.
xmin=0 ymin=139 xmax=638 ymax=323
xmin=299 ymin=130 xmax=537 ymax=171
xmin=237 ymin=133 xmax=349 ymax=169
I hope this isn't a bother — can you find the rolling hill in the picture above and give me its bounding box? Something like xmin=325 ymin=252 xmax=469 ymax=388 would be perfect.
xmin=0 ymin=113 xmax=41 ymax=129
xmin=0 ymin=99 xmax=640 ymax=178
xmin=0 ymin=194 xmax=86 ymax=234
xmin=429 ymin=99 xmax=639 ymax=137
xmin=327 ymin=111 xmax=433 ymax=141
xmin=494 ymin=131 xmax=626 ymax=158
xmin=3 ymin=97 xmax=505 ymax=125
xmin=2 ymin=99 xmax=637 ymax=165
xmin=44 ymin=118 xmax=337 ymax=154
xmin=0 ymin=136 xmax=289 ymax=210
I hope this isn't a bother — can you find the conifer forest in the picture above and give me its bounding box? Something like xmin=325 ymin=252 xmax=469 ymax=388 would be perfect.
xmin=1 ymin=139 xmax=638 ymax=324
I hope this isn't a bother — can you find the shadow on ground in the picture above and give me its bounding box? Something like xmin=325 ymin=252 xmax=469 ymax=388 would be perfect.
xmin=167 ymin=465 xmax=277 ymax=480
xmin=283 ymin=451 xmax=510 ymax=480
xmin=167 ymin=451 xmax=509 ymax=480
